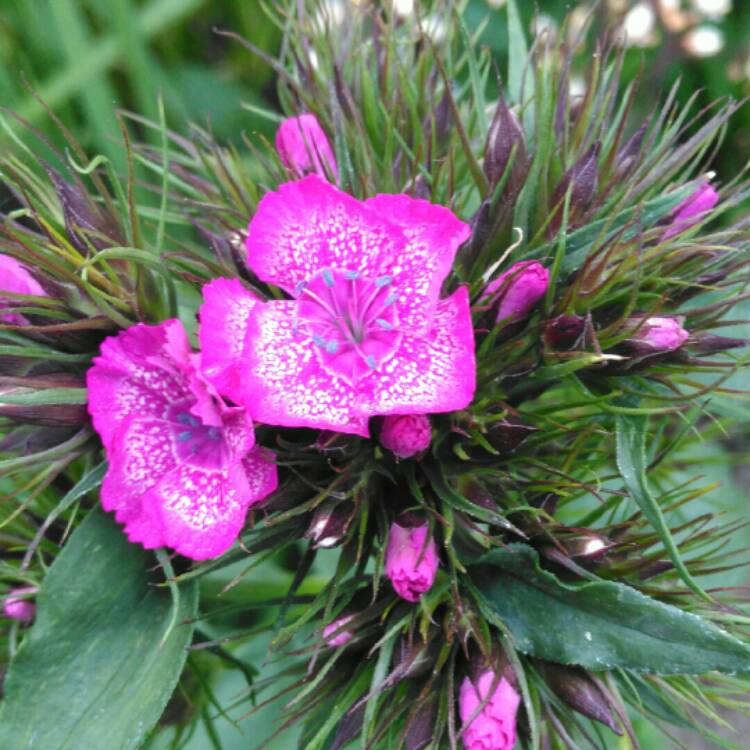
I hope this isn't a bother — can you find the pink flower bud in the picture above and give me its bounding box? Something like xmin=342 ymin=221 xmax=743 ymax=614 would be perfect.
xmin=0 ymin=254 xmax=47 ymax=325
xmin=385 ymin=522 xmax=439 ymax=603
xmin=275 ymin=114 xmax=338 ymax=180
xmin=3 ymin=586 xmax=37 ymax=623
xmin=380 ymin=414 xmax=432 ymax=459
xmin=459 ymin=670 xmax=521 ymax=750
xmin=631 ymin=316 xmax=689 ymax=352
xmin=663 ymin=183 xmax=719 ymax=240
xmin=323 ymin=614 xmax=355 ymax=646
xmin=484 ymin=261 xmax=549 ymax=326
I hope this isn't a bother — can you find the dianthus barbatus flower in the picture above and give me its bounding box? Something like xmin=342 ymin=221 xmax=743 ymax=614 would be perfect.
xmin=201 ymin=175 xmax=476 ymax=435
xmin=0 ymin=254 xmax=47 ymax=324
xmin=275 ymin=114 xmax=339 ymax=180
xmin=86 ymin=320 xmax=277 ymax=560
xmin=459 ymin=670 xmax=521 ymax=750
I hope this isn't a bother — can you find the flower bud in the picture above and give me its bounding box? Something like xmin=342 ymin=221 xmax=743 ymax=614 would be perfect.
xmin=484 ymin=261 xmax=549 ymax=326
xmin=627 ymin=316 xmax=689 ymax=353
xmin=275 ymin=114 xmax=338 ymax=180
xmin=3 ymin=586 xmax=36 ymax=623
xmin=323 ymin=614 xmax=356 ymax=647
xmin=662 ymin=182 xmax=719 ymax=240
xmin=540 ymin=663 xmax=622 ymax=735
xmin=380 ymin=414 xmax=432 ymax=459
xmin=385 ymin=521 xmax=439 ymax=603
xmin=484 ymin=95 xmax=528 ymax=193
xmin=687 ymin=333 xmax=747 ymax=356
xmin=543 ymin=314 xmax=585 ymax=350
xmin=550 ymin=142 xmax=600 ymax=234
xmin=45 ymin=165 xmax=124 ymax=252
xmin=459 ymin=669 xmax=521 ymax=750
xmin=305 ymin=501 xmax=353 ymax=548
xmin=0 ymin=254 xmax=48 ymax=325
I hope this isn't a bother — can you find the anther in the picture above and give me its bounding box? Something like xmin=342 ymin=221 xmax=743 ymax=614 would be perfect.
xmin=178 ymin=431 xmax=193 ymax=442
xmin=325 ymin=339 xmax=340 ymax=354
xmin=376 ymin=318 xmax=393 ymax=330
xmin=375 ymin=275 xmax=392 ymax=287
xmin=322 ymin=269 xmax=335 ymax=287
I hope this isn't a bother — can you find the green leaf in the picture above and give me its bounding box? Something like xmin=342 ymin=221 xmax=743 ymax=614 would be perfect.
xmin=469 ymin=544 xmax=750 ymax=675
xmin=0 ymin=387 xmax=88 ymax=406
xmin=615 ymin=413 xmax=707 ymax=600
xmin=506 ymin=0 xmax=532 ymax=131
xmin=0 ymin=509 xmax=198 ymax=750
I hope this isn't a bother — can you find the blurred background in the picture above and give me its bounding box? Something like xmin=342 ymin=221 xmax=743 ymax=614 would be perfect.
xmin=1 ymin=1 xmax=748 ymax=748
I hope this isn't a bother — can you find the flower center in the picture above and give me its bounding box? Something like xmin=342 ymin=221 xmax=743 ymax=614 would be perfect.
xmin=168 ymin=400 xmax=226 ymax=469
xmin=296 ymin=268 xmax=402 ymax=384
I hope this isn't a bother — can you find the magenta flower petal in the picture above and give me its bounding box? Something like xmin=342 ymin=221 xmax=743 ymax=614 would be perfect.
xmin=3 ymin=587 xmax=37 ymax=623
xmin=87 ymin=322 xmax=192 ymax=451
xmin=459 ymin=671 xmax=521 ymax=750
xmin=0 ymin=254 xmax=48 ymax=324
xmin=275 ymin=114 xmax=339 ymax=180
xmin=385 ymin=522 xmax=439 ymax=602
xmin=199 ymin=278 xmax=261 ymax=401
xmin=246 ymin=175 xmax=403 ymax=297
xmin=363 ymin=287 xmax=476 ymax=415
xmin=241 ymin=299 xmax=369 ymax=435
xmin=365 ymin=193 xmax=471 ymax=333
xmin=88 ymin=320 xmax=278 ymax=559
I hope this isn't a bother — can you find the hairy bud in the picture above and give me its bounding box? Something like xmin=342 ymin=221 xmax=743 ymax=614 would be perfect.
xmin=483 ymin=261 xmax=549 ymax=326
xmin=380 ymin=414 xmax=432 ymax=459
xmin=625 ymin=316 xmax=689 ymax=354
xmin=385 ymin=521 xmax=439 ymax=603
xmin=484 ymin=95 xmax=528 ymax=194
xmin=275 ymin=114 xmax=338 ymax=180
xmin=663 ymin=182 xmax=719 ymax=240
xmin=543 ymin=314 xmax=585 ymax=350
xmin=459 ymin=669 xmax=521 ymax=750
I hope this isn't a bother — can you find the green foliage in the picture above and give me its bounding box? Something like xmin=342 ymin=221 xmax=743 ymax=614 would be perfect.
xmin=471 ymin=544 xmax=750 ymax=675
xmin=0 ymin=510 xmax=198 ymax=750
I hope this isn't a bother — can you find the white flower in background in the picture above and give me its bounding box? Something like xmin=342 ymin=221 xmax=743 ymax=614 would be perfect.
xmin=622 ymin=2 xmax=658 ymax=47
xmin=683 ymin=24 xmax=724 ymax=57
xmin=691 ymin=0 xmax=732 ymax=19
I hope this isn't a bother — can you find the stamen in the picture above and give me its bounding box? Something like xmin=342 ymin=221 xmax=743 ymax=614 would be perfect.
xmin=376 ymin=318 xmax=393 ymax=330
xmin=345 ymin=270 xmax=360 ymax=280
xmin=313 ymin=334 xmax=326 ymax=347
xmin=295 ymin=280 xmax=307 ymax=295
xmin=325 ymin=339 xmax=340 ymax=354
xmin=365 ymin=354 xmax=377 ymax=369
xmin=375 ymin=275 xmax=392 ymax=287
xmin=385 ymin=293 xmax=398 ymax=306
xmin=177 ymin=431 xmax=193 ymax=442
xmin=322 ymin=269 xmax=335 ymax=287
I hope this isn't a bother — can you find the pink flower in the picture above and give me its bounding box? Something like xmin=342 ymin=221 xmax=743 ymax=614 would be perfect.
xmin=323 ymin=614 xmax=356 ymax=646
xmin=663 ymin=183 xmax=719 ymax=240
xmin=385 ymin=522 xmax=439 ymax=602
xmin=380 ymin=414 xmax=432 ymax=458
xmin=3 ymin=587 xmax=36 ymax=623
xmin=276 ymin=114 xmax=338 ymax=180
xmin=630 ymin=316 xmax=689 ymax=352
xmin=86 ymin=319 xmax=278 ymax=560
xmin=0 ymin=254 xmax=47 ymax=324
xmin=484 ymin=261 xmax=549 ymax=325
xmin=201 ymin=175 xmax=475 ymax=436
xmin=459 ymin=671 xmax=521 ymax=750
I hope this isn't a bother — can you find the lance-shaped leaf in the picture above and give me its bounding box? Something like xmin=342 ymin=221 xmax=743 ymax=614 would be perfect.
xmin=469 ymin=545 xmax=750 ymax=675
xmin=0 ymin=509 xmax=198 ymax=750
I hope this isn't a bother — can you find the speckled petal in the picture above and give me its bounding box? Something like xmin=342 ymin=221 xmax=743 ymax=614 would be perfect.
xmin=87 ymin=322 xmax=191 ymax=450
xmin=246 ymin=176 xmax=402 ymax=296
xmin=100 ymin=416 xmax=177 ymax=549
xmin=199 ymin=278 xmax=261 ymax=402
xmin=241 ymin=446 xmax=279 ymax=507
xmin=362 ymin=286 xmax=476 ymax=415
xmin=241 ymin=299 xmax=369 ymax=435
xmin=146 ymin=462 xmax=248 ymax=560
xmin=365 ymin=193 xmax=470 ymax=334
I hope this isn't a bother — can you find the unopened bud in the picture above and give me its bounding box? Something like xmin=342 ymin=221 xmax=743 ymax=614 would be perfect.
xmin=459 ymin=669 xmax=521 ymax=750
xmin=483 ymin=261 xmax=549 ymax=326
xmin=484 ymin=95 xmax=528 ymax=193
xmin=485 ymin=416 xmax=538 ymax=456
xmin=540 ymin=663 xmax=622 ymax=735
xmin=662 ymin=182 xmax=719 ymax=240
xmin=44 ymin=165 xmax=123 ymax=252
xmin=550 ymin=142 xmax=600 ymax=233
xmin=687 ymin=333 xmax=747 ymax=356
xmin=380 ymin=414 xmax=432 ymax=459
xmin=385 ymin=520 xmax=439 ymax=603
xmin=0 ymin=254 xmax=48 ymax=325
xmin=3 ymin=586 xmax=37 ymax=623
xmin=543 ymin=315 xmax=585 ymax=350
xmin=275 ymin=114 xmax=338 ymax=180
xmin=625 ymin=316 xmax=689 ymax=354
xmin=323 ymin=614 xmax=356 ymax=647
xmin=305 ymin=501 xmax=353 ymax=548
